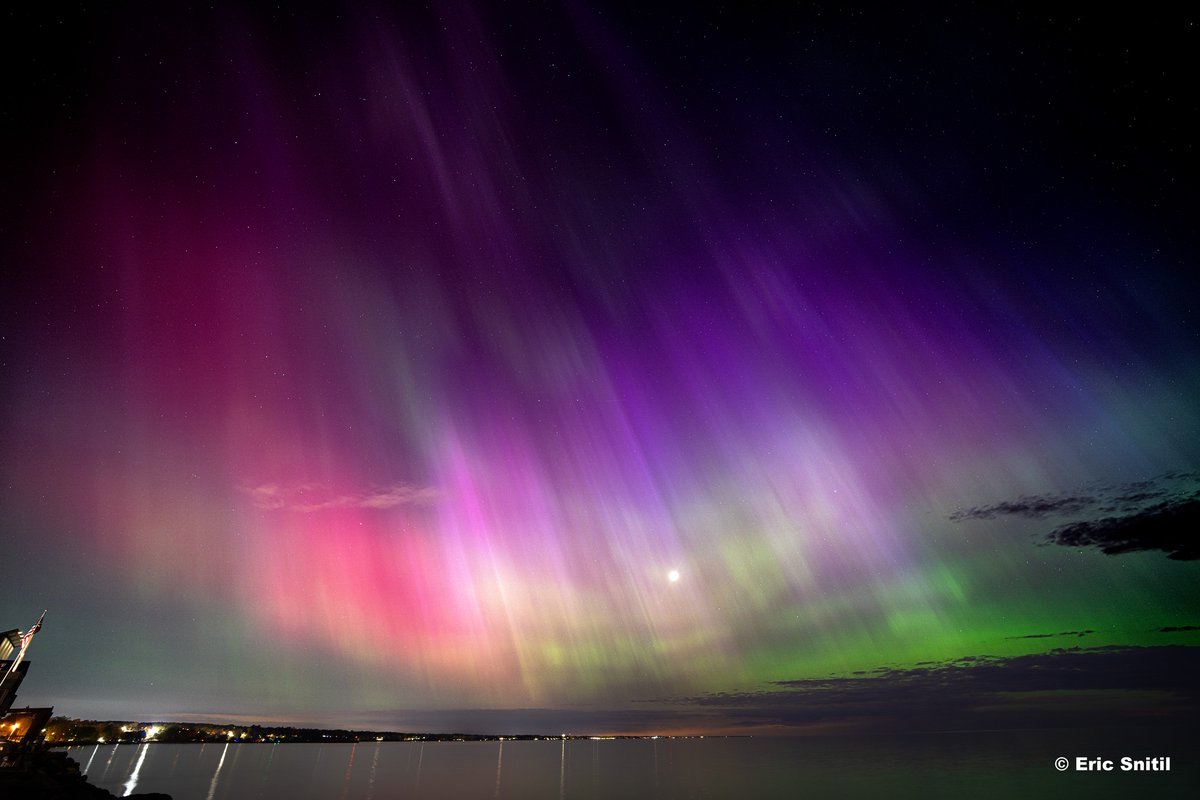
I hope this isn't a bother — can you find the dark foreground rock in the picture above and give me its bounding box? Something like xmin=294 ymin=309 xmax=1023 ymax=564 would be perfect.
xmin=0 ymin=748 xmax=171 ymax=800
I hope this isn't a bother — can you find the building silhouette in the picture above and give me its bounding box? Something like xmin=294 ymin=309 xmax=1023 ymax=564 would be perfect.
xmin=1 ymin=619 xmax=52 ymax=751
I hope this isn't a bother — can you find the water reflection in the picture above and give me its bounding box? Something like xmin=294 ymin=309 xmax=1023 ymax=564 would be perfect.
xmin=205 ymin=742 xmax=229 ymax=800
xmin=494 ymin=741 xmax=503 ymax=799
xmin=83 ymin=743 xmax=100 ymax=774
xmin=337 ymin=742 xmax=357 ymax=800
xmin=366 ymin=743 xmax=380 ymax=800
xmin=99 ymin=742 xmax=120 ymax=782
xmin=122 ymin=744 xmax=148 ymax=797
xmin=413 ymin=743 xmax=424 ymax=794
xmin=259 ymin=743 xmax=276 ymax=796
xmin=69 ymin=730 xmax=1192 ymax=800
xmin=591 ymin=740 xmax=599 ymax=797
xmin=652 ymin=739 xmax=659 ymax=798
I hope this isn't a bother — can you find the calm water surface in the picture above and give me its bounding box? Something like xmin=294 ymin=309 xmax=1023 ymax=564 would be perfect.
xmin=67 ymin=730 xmax=1193 ymax=799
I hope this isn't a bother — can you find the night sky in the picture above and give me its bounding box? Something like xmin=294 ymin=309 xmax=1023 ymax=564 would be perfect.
xmin=3 ymin=3 xmax=1198 ymax=735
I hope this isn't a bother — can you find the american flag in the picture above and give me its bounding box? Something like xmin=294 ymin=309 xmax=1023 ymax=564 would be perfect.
xmin=18 ymin=613 xmax=43 ymax=650
xmin=2 ymin=611 xmax=45 ymax=685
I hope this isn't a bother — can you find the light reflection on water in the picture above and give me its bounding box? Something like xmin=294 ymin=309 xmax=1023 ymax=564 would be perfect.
xmin=99 ymin=741 xmax=121 ymax=783
xmin=82 ymin=743 xmax=101 ymax=774
xmin=205 ymin=742 xmax=229 ymax=800
xmin=365 ymin=742 xmax=379 ymax=800
xmin=123 ymin=743 xmax=149 ymax=797
xmin=493 ymin=740 xmax=503 ymax=799
xmin=66 ymin=730 xmax=1192 ymax=800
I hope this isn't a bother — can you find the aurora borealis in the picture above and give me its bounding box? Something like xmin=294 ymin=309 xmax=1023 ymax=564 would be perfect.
xmin=3 ymin=4 xmax=1198 ymax=734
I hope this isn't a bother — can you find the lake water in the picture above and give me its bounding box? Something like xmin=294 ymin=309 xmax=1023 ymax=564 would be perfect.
xmin=66 ymin=730 xmax=1193 ymax=799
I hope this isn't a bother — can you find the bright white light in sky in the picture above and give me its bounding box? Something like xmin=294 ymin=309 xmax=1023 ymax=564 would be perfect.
xmin=667 ymin=569 xmax=680 ymax=583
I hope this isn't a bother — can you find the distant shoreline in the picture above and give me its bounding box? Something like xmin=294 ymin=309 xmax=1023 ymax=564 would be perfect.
xmin=48 ymin=718 xmax=734 ymax=746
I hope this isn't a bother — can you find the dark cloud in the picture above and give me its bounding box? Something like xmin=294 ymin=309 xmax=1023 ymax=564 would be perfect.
xmin=951 ymin=472 xmax=1200 ymax=560
xmin=1046 ymin=497 xmax=1200 ymax=560
xmin=950 ymin=472 xmax=1198 ymax=522
xmin=672 ymin=646 xmax=1200 ymax=733
xmin=1006 ymin=629 xmax=1094 ymax=639
xmin=1156 ymin=625 xmax=1200 ymax=633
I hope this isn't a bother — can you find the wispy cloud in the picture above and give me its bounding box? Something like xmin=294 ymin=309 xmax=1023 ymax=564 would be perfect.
xmin=949 ymin=494 xmax=1097 ymax=521
xmin=244 ymin=483 xmax=442 ymax=512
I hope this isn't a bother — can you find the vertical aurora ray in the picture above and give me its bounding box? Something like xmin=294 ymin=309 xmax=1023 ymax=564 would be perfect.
xmin=1 ymin=3 xmax=1197 ymax=729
